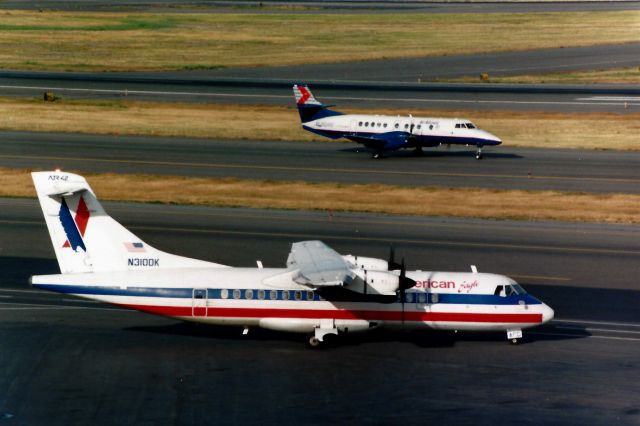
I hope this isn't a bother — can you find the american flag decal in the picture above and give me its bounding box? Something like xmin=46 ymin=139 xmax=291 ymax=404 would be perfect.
xmin=124 ymin=242 xmax=146 ymax=253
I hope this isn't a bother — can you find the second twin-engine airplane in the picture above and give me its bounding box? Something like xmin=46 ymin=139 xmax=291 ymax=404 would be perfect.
xmin=294 ymin=84 xmax=502 ymax=159
xmin=31 ymin=171 xmax=553 ymax=347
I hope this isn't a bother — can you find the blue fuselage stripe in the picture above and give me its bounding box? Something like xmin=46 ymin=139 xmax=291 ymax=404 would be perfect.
xmin=32 ymin=284 xmax=542 ymax=305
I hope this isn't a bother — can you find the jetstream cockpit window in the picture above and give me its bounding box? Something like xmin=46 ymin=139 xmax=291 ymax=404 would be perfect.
xmin=466 ymin=122 xmax=476 ymax=129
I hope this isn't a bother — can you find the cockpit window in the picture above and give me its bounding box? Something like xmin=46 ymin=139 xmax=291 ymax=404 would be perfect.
xmin=512 ymin=284 xmax=527 ymax=295
xmin=466 ymin=122 xmax=476 ymax=129
xmin=496 ymin=284 xmax=527 ymax=297
xmin=455 ymin=123 xmax=461 ymax=128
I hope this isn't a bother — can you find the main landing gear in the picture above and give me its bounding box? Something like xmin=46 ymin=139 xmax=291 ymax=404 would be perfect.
xmin=372 ymin=150 xmax=384 ymax=159
xmin=307 ymin=321 xmax=339 ymax=348
xmin=475 ymin=145 xmax=483 ymax=160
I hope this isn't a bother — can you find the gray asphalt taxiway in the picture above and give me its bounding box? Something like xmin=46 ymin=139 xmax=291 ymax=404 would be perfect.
xmin=2 ymin=131 xmax=638 ymax=194
xmin=1 ymin=199 xmax=639 ymax=425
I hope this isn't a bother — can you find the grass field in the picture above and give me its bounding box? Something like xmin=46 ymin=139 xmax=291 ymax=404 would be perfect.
xmin=442 ymin=67 xmax=640 ymax=84
xmin=1 ymin=97 xmax=638 ymax=150
xmin=0 ymin=10 xmax=638 ymax=71
xmin=4 ymin=168 xmax=638 ymax=224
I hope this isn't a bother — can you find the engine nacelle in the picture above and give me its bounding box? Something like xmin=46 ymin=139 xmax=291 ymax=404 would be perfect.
xmin=343 ymin=255 xmax=388 ymax=271
xmin=345 ymin=269 xmax=400 ymax=296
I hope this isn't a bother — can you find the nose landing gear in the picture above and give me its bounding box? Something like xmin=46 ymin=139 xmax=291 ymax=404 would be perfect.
xmin=475 ymin=145 xmax=483 ymax=160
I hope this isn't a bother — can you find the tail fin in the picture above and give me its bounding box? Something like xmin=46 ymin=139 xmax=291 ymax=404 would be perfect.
xmin=293 ymin=84 xmax=342 ymax=123
xmin=32 ymin=171 xmax=227 ymax=274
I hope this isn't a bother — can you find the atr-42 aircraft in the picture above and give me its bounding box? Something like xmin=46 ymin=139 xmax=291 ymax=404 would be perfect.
xmin=294 ymin=84 xmax=502 ymax=159
xmin=31 ymin=171 xmax=553 ymax=347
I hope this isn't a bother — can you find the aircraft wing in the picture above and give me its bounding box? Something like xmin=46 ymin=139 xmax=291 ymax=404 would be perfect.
xmin=346 ymin=132 xmax=409 ymax=150
xmin=287 ymin=240 xmax=356 ymax=287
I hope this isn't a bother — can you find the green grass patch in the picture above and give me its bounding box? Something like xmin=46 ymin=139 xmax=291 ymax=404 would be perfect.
xmin=0 ymin=16 xmax=179 ymax=31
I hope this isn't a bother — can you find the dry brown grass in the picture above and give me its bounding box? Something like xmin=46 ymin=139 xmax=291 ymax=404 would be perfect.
xmin=1 ymin=98 xmax=639 ymax=150
xmin=4 ymin=168 xmax=639 ymax=224
xmin=0 ymin=10 xmax=638 ymax=71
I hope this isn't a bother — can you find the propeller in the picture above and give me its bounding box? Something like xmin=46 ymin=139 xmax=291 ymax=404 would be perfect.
xmin=388 ymin=246 xmax=402 ymax=271
xmin=397 ymin=257 xmax=416 ymax=326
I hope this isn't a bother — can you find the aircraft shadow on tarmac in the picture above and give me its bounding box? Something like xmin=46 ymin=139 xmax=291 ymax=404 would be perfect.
xmin=124 ymin=322 xmax=588 ymax=349
xmin=339 ymin=147 xmax=523 ymax=160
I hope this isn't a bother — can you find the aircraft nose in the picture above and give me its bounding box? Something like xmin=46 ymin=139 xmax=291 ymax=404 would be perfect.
xmin=541 ymin=303 xmax=555 ymax=324
xmin=479 ymin=130 xmax=501 ymax=145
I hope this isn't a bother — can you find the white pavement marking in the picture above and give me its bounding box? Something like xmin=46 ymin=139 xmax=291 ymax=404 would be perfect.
xmin=553 ymin=318 xmax=640 ymax=328
xmin=0 ymin=84 xmax=637 ymax=107
xmin=530 ymin=331 xmax=640 ymax=342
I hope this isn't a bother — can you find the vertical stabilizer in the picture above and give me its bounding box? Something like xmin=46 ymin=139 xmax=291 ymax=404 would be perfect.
xmin=293 ymin=84 xmax=342 ymax=123
xmin=32 ymin=171 xmax=228 ymax=274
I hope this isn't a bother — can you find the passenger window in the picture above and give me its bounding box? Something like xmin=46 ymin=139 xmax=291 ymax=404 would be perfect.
xmin=221 ymin=289 xmax=229 ymax=299
xmin=417 ymin=125 xmax=421 ymax=129
xmin=429 ymin=124 xmax=433 ymax=130
xmin=395 ymin=123 xmax=399 ymax=129
xmin=282 ymin=291 xmax=290 ymax=300
xmin=306 ymin=291 xmax=314 ymax=301
xmin=233 ymin=289 xmax=241 ymax=299
xmin=365 ymin=122 xmax=369 ymax=127
xmin=258 ymin=289 xmax=265 ymax=300
xmin=418 ymin=293 xmax=426 ymax=303
xmin=405 ymin=293 xmax=413 ymax=303
xmin=377 ymin=123 xmax=381 ymax=127
xmin=269 ymin=290 xmax=278 ymax=300
xmin=404 ymin=124 xmax=409 ymax=129
xmin=245 ymin=289 xmax=253 ymax=300
xmin=295 ymin=291 xmax=301 ymax=301
xmin=383 ymin=123 xmax=387 ymax=128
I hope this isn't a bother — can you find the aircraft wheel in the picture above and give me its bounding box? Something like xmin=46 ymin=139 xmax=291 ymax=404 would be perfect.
xmin=307 ymin=335 xmax=322 ymax=348
xmin=509 ymin=338 xmax=520 ymax=345
xmin=372 ymin=152 xmax=383 ymax=160
xmin=475 ymin=153 xmax=483 ymax=160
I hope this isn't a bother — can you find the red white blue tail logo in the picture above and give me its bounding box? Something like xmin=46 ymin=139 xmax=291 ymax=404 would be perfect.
xmin=294 ymin=85 xmax=321 ymax=106
xmin=59 ymin=196 xmax=90 ymax=252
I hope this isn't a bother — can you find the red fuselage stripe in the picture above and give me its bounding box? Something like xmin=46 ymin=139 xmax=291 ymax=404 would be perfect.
xmin=122 ymin=304 xmax=543 ymax=323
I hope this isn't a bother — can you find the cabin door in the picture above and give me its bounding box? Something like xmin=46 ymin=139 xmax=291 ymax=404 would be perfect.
xmin=192 ymin=288 xmax=208 ymax=317
xmin=350 ymin=119 xmax=359 ymax=134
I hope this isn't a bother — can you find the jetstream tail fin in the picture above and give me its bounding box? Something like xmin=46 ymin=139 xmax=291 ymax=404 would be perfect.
xmin=32 ymin=171 xmax=228 ymax=274
xmin=293 ymin=84 xmax=342 ymax=123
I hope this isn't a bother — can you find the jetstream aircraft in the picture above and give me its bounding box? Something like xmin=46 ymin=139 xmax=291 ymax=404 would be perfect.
xmin=294 ymin=84 xmax=502 ymax=159
xmin=30 ymin=171 xmax=553 ymax=347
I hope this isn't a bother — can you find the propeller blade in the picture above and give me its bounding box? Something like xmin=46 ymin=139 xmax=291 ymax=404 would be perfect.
xmin=388 ymin=246 xmax=402 ymax=271
xmin=399 ymin=257 xmax=416 ymax=290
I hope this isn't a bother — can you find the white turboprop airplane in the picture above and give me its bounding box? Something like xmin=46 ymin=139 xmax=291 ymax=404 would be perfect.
xmin=30 ymin=171 xmax=553 ymax=347
xmin=294 ymin=84 xmax=502 ymax=159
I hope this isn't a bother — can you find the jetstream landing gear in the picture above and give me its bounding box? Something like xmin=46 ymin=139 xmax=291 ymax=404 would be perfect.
xmin=372 ymin=150 xmax=384 ymax=159
xmin=475 ymin=145 xmax=483 ymax=160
